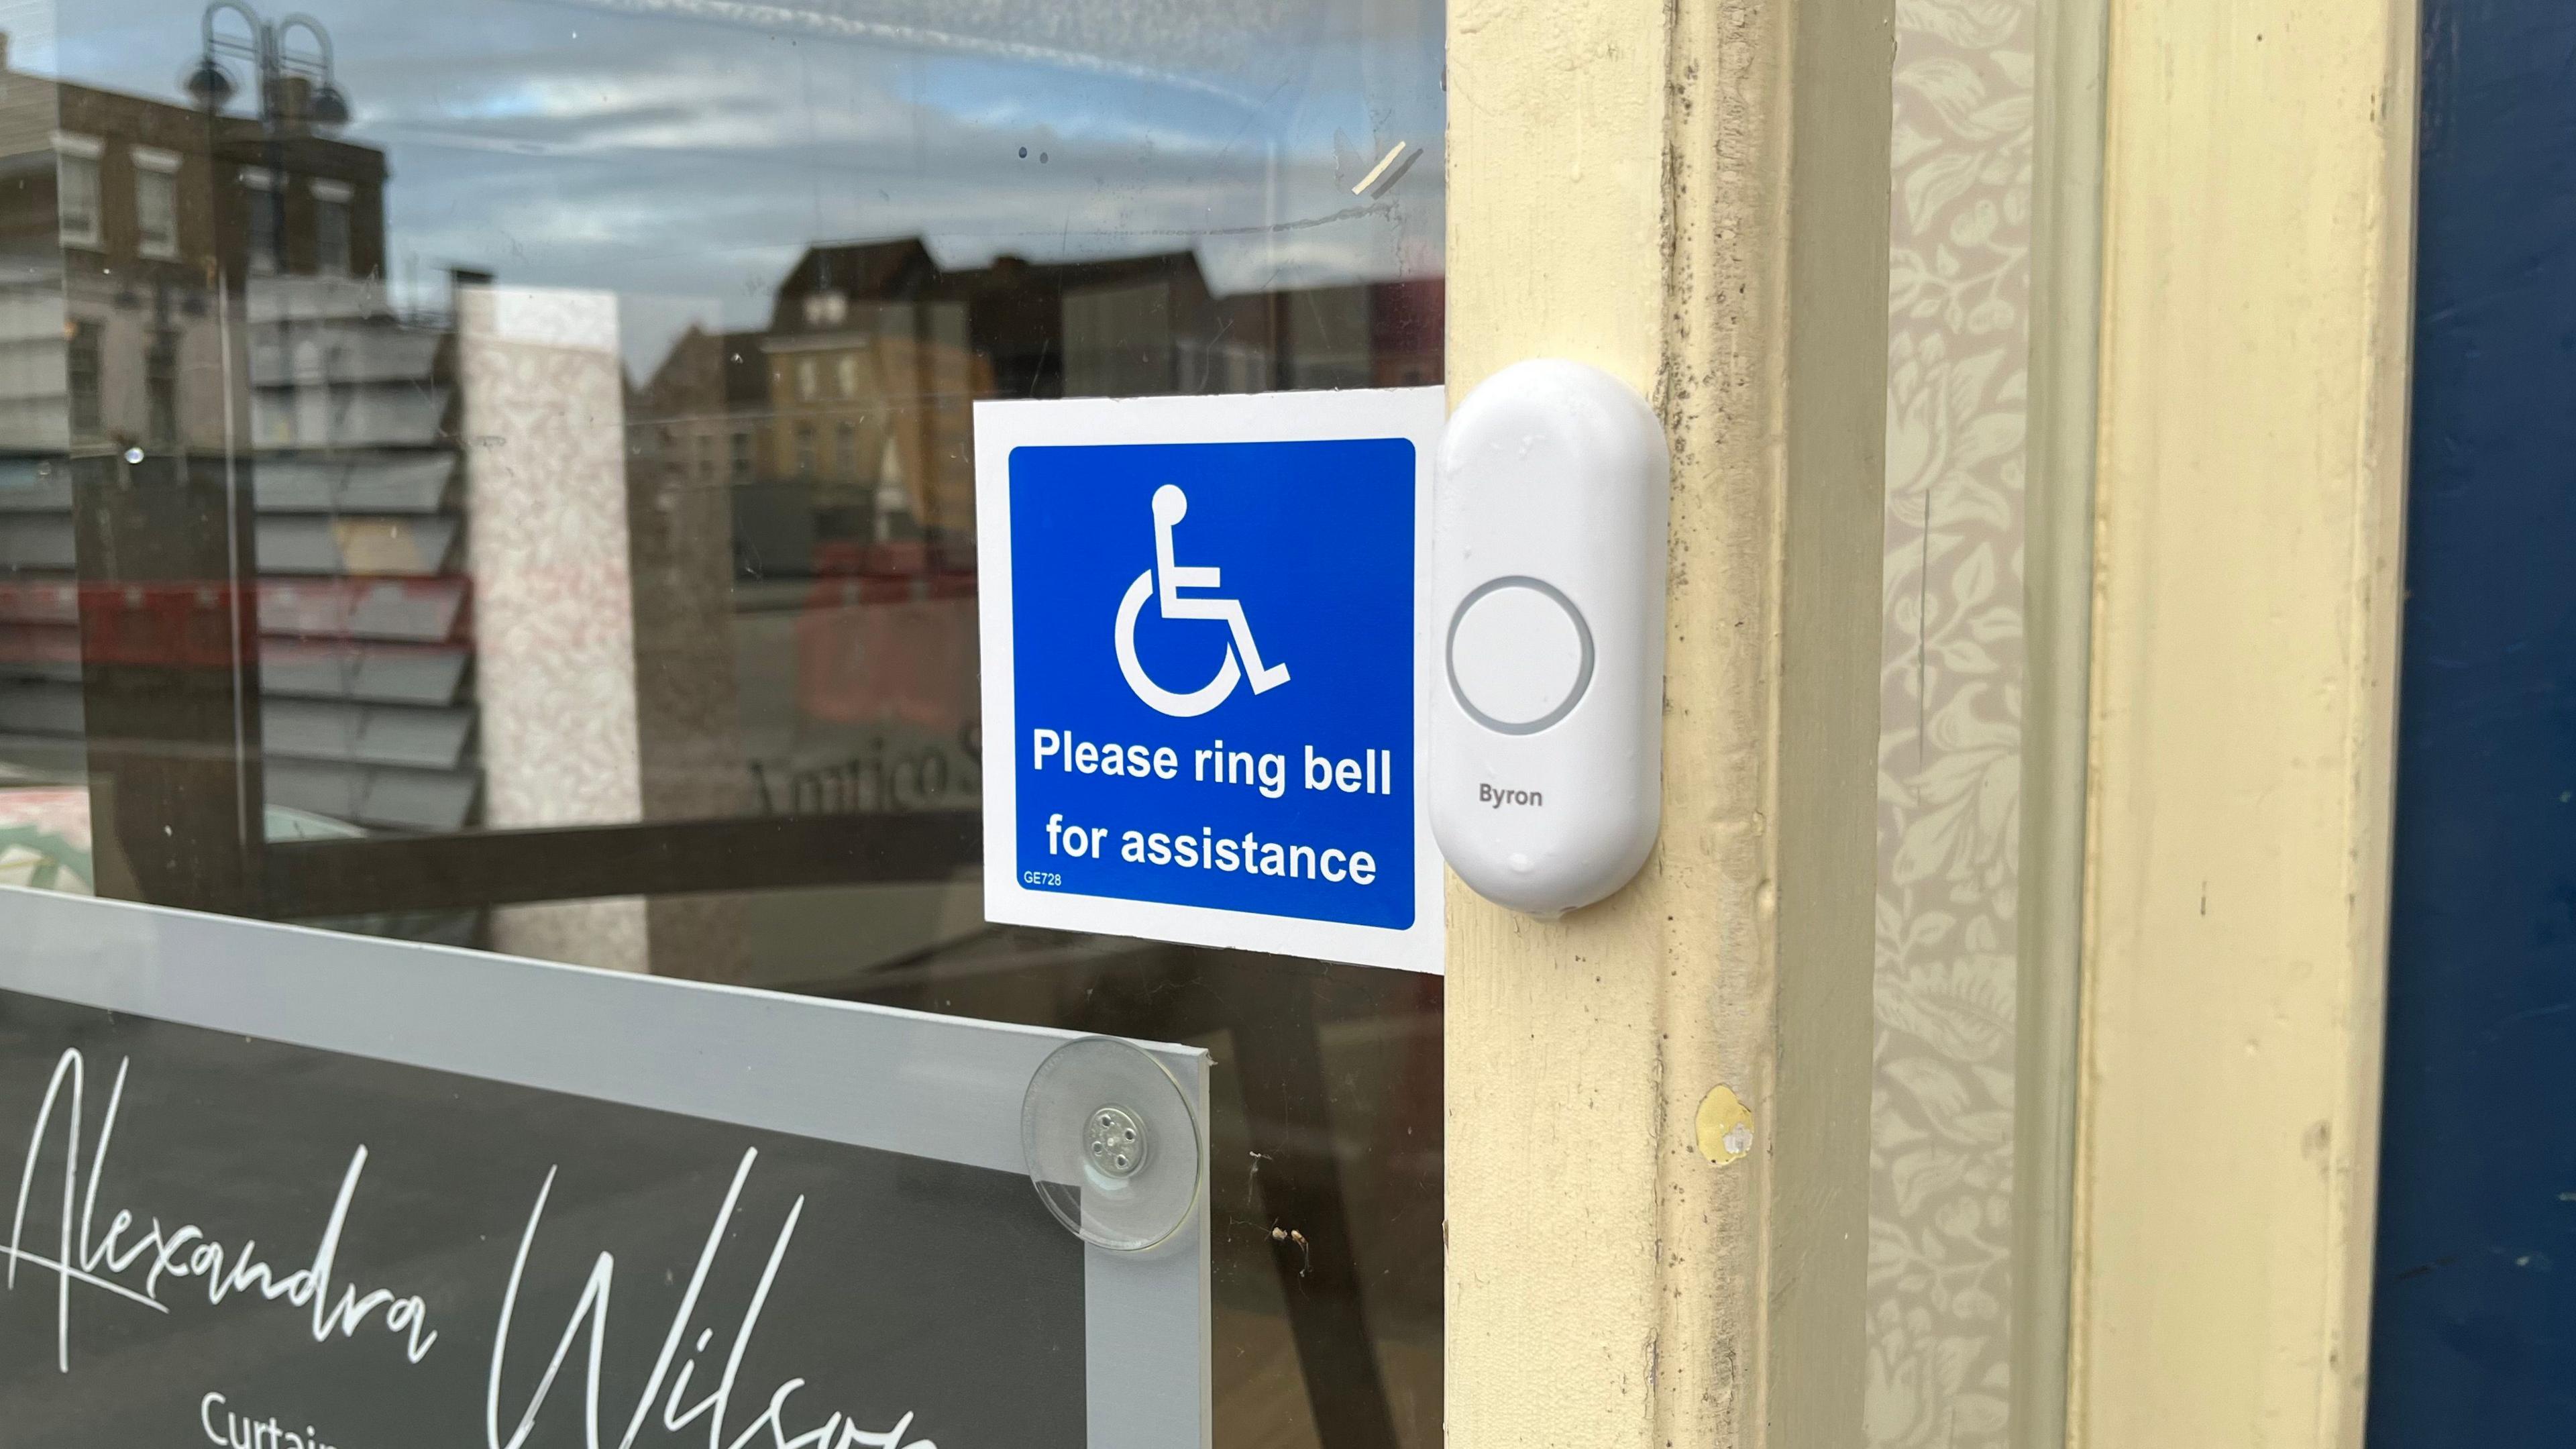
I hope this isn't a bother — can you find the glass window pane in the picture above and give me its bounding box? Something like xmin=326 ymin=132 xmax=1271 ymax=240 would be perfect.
xmin=58 ymin=149 xmax=100 ymax=246
xmin=315 ymin=195 xmax=350 ymax=274
xmin=64 ymin=319 xmax=101 ymax=437
xmin=1 ymin=2 xmax=1446 ymax=1445
xmin=136 ymin=164 xmax=177 ymax=256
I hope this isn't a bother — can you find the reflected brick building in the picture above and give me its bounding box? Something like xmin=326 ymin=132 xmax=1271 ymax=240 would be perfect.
xmin=0 ymin=34 xmax=478 ymax=896
xmin=0 ymin=33 xmax=389 ymax=455
xmin=639 ymin=239 xmax=1442 ymax=584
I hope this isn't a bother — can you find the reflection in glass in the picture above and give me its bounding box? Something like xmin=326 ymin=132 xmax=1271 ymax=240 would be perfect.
xmin=0 ymin=2 xmax=1445 ymax=1446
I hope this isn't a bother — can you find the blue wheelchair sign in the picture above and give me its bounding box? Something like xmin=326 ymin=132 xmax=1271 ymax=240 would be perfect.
xmin=977 ymin=390 xmax=1445 ymax=973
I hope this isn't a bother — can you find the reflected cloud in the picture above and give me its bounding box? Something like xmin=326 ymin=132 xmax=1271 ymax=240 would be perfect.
xmin=546 ymin=0 xmax=1301 ymax=107
xmin=46 ymin=0 xmax=1442 ymax=372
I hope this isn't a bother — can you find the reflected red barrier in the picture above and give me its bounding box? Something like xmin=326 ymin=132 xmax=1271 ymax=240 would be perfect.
xmin=795 ymin=542 xmax=978 ymax=729
xmin=0 ymin=577 xmax=474 ymax=668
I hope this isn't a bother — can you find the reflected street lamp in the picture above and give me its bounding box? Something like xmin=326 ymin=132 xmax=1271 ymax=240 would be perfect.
xmin=190 ymin=3 xmax=352 ymax=272
xmin=184 ymin=54 xmax=235 ymax=110
xmin=193 ymin=4 xmax=349 ymax=131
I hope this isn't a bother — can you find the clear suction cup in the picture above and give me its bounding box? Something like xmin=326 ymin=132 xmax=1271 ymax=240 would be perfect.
xmin=1020 ymin=1036 xmax=1202 ymax=1252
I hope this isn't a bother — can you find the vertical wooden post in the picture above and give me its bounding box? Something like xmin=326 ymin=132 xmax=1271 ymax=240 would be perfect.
xmin=1443 ymin=0 xmax=1892 ymax=1440
xmin=2070 ymin=0 xmax=2419 ymax=1442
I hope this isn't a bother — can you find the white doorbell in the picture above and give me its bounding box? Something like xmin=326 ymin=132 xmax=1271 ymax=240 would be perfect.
xmin=1432 ymin=360 xmax=1670 ymax=916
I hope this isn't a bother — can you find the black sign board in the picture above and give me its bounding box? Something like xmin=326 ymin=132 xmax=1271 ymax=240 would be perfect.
xmin=0 ymin=892 xmax=1212 ymax=1449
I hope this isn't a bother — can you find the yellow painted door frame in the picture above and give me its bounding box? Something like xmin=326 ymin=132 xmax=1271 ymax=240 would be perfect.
xmin=1443 ymin=0 xmax=1894 ymax=1441
xmin=2069 ymin=0 xmax=2419 ymax=1445
xmin=1443 ymin=0 xmax=2419 ymax=1445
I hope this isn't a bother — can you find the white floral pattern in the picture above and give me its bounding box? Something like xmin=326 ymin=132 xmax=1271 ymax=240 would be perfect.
xmin=1871 ymin=0 xmax=2033 ymax=1442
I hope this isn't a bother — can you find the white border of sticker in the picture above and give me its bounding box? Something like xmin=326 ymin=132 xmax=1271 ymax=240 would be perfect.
xmin=975 ymin=388 xmax=1448 ymax=975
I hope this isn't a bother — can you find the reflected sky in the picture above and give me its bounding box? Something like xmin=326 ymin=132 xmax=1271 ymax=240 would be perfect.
xmin=24 ymin=0 xmax=1444 ymax=370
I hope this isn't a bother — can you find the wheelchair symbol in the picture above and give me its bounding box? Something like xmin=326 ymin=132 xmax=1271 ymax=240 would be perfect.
xmin=1115 ymin=484 xmax=1291 ymax=717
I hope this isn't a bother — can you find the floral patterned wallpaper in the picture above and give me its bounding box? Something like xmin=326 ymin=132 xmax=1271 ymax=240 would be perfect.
xmin=457 ymin=286 xmax=652 ymax=973
xmin=1868 ymin=0 xmax=2035 ymax=1442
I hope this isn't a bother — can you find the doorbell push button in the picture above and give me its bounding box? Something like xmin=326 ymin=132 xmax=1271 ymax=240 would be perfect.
xmin=1446 ymin=576 xmax=1595 ymax=735
xmin=1432 ymin=360 xmax=1670 ymax=917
